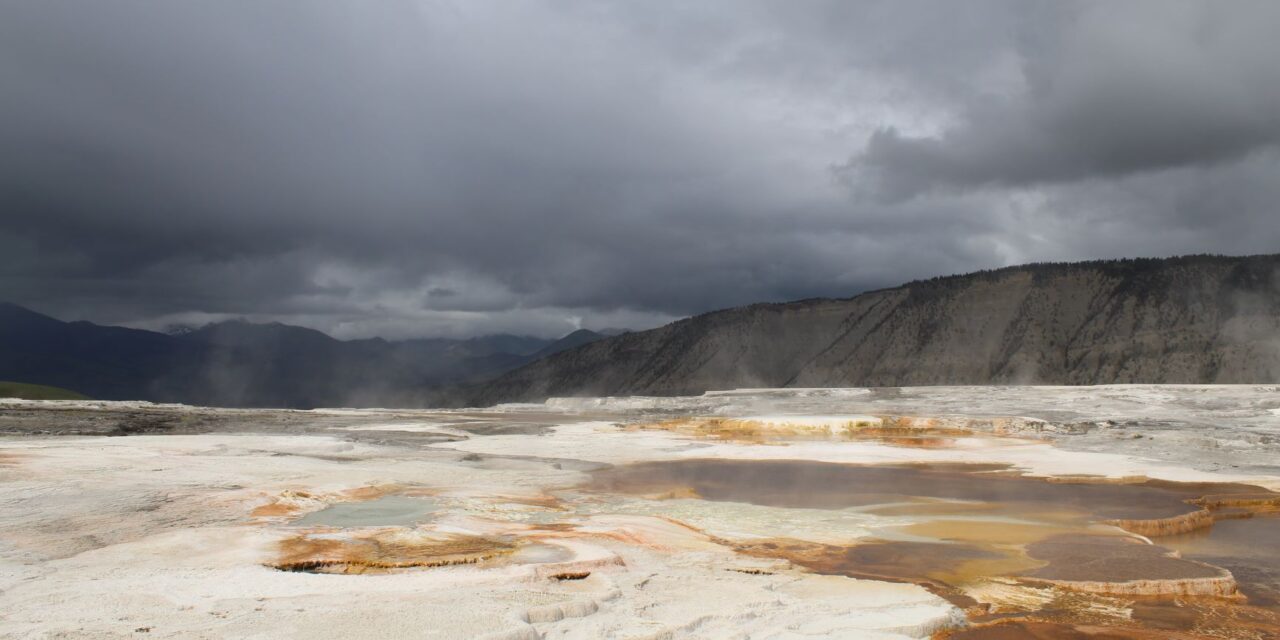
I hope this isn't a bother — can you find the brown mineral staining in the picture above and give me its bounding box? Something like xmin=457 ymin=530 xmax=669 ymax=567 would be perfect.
xmin=250 ymin=489 xmax=319 ymax=518
xmin=590 ymin=459 xmax=1217 ymax=520
xmin=1104 ymin=509 xmax=1217 ymax=537
xmin=731 ymin=537 xmax=1011 ymax=606
xmin=1044 ymin=475 xmax=1150 ymax=485
xmin=1160 ymin=515 xmax=1280 ymax=608
xmin=937 ymin=620 xmax=1207 ymax=639
xmin=343 ymin=484 xmax=406 ymax=500
xmin=1193 ymin=493 xmax=1280 ymax=511
xmin=1105 ymin=492 xmax=1280 ymax=538
xmin=899 ymin=519 xmax=1083 ymax=548
xmin=591 ymin=459 xmax=1280 ymax=541
xmin=528 ymin=522 xmax=579 ymax=532
xmin=1019 ymin=535 xmax=1237 ymax=598
xmin=847 ymin=417 xmax=974 ymax=448
xmin=628 ymin=417 xmax=819 ymax=442
xmin=494 ymin=493 xmax=565 ymax=510
xmin=642 ymin=486 xmax=701 ymax=500
xmin=270 ymin=529 xmax=515 ymax=574
xmin=250 ymin=503 xmax=297 ymax=518
xmin=943 ymin=593 xmax=1280 ymax=639
xmin=628 ymin=415 xmax=973 ymax=447
xmin=587 ymin=459 xmax=1280 ymax=637
xmin=550 ymin=571 xmax=590 ymax=581
xmin=1131 ymin=599 xmax=1280 ymax=639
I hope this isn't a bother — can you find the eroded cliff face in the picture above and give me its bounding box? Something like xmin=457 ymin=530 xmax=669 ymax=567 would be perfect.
xmin=459 ymin=255 xmax=1280 ymax=405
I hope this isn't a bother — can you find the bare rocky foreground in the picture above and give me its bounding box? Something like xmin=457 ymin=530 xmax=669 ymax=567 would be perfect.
xmin=2 ymin=386 xmax=1280 ymax=639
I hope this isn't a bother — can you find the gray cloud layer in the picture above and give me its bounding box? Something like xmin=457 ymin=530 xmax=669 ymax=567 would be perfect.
xmin=2 ymin=1 xmax=1278 ymax=338
xmin=847 ymin=2 xmax=1280 ymax=199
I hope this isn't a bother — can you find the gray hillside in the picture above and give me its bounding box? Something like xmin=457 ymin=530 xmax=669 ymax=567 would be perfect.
xmin=456 ymin=254 xmax=1280 ymax=405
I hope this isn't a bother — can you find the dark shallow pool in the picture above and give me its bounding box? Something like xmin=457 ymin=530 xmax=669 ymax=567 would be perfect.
xmin=590 ymin=458 xmax=1280 ymax=638
xmin=589 ymin=458 xmax=1262 ymax=520
xmin=291 ymin=495 xmax=438 ymax=528
xmin=1163 ymin=515 xmax=1280 ymax=606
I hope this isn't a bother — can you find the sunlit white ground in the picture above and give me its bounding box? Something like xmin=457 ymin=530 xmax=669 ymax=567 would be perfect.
xmin=2 ymin=385 xmax=1279 ymax=638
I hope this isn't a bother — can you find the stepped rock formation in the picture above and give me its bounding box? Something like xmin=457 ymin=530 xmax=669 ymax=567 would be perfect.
xmin=457 ymin=255 xmax=1280 ymax=406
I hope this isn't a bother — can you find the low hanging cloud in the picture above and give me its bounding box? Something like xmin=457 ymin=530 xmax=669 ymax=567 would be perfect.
xmin=2 ymin=1 xmax=1278 ymax=338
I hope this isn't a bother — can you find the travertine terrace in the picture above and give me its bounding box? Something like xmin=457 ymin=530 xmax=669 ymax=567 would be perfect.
xmin=2 ymin=385 xmax=1280 ymax=639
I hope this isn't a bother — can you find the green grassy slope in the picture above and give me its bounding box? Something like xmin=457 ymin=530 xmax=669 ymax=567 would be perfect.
xmin=0 ymin=381 xmax=90 ymax=400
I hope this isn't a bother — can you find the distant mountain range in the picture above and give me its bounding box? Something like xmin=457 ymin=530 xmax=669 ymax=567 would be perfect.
xmin=0 ymin=303 xmax=617 ymax=408
xmin=7 ymin=254 xmax=1280 ymax=409
xmin=449 ymin=254 xmax=1280 ymax=406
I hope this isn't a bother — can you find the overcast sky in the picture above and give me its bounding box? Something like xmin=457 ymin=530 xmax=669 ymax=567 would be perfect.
xmin=3 ymin=1 xmax=1279 ymax=339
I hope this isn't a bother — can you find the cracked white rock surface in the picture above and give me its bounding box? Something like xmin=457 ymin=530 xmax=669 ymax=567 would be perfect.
xmin=5 ymin=385 xmax=1280 ymax=638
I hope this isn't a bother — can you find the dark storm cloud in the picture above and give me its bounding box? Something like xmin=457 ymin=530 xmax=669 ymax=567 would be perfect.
xmin=2 ymin=1 xmax=1278 ymax=338
xmin=845 ymin=1 xmax=1280 ymax=199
